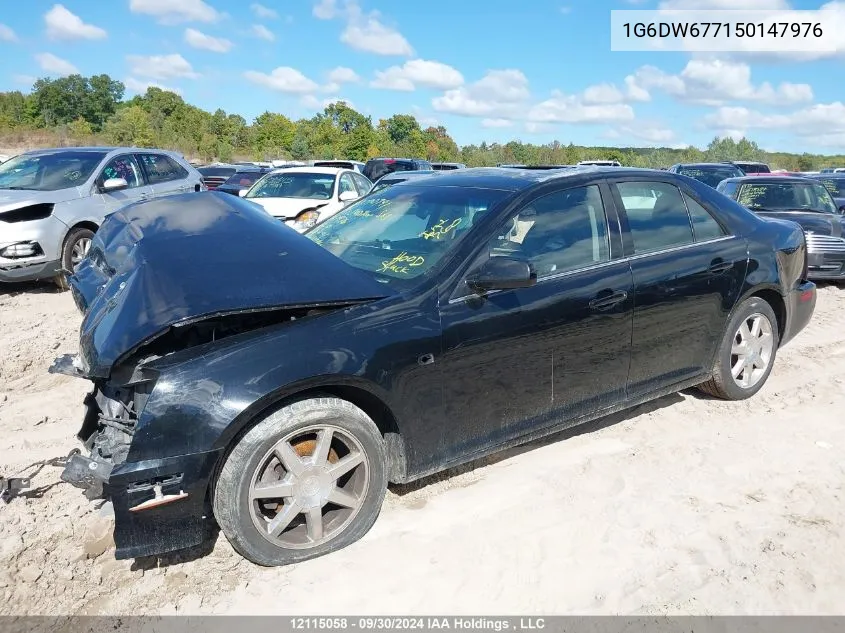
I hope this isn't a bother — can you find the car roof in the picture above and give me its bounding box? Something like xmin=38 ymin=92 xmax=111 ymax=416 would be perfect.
xmin=721 ymin=175 xmax=817 ymax=184
xmin=23 ymin=146 xmax=173 ymax=155
xmin=267 ymin=166 xmax=347 ymax=175
xmin=402 ymin=165 xmax=665 ymax=192
xmin=677 ymin=162 xmax=741 ymax=168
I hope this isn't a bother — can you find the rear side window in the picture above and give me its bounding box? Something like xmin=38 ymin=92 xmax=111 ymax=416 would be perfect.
xmin=139 ymin=154 xmax=189 ymax=184
xmin=683 ymin=193 xmax=726 ymax=241
xmin=615 ymin=181 xmax=694 ymax=254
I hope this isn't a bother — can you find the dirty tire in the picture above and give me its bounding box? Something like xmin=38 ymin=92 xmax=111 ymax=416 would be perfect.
xmin=698 ymin=295 xmax=779 ymax=400
xmin=55 ymin=227 xmax=95 ymax=290
xmin=213 ymin=397 xmax=387 ymax=567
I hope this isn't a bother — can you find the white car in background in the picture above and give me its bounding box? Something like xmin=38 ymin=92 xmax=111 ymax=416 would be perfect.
xmin=240 ymin=166 xmax=373 ymax=231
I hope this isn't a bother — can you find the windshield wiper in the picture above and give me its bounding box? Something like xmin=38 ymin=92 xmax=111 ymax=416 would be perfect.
xmin=0 ymin=186 xmax=31 ymax=190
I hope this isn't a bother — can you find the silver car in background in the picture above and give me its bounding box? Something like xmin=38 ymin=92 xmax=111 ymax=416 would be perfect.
xmin=0 ymin=146 xmax=203 ymax=287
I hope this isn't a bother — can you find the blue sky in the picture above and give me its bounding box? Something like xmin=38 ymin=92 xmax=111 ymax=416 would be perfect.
xmin=1 ymin=0 xmax=844 ymax=153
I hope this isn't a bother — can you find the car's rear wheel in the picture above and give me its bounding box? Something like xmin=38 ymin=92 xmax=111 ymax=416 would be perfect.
xmin=54 ymin=227 xmax=95 ymax=290
xmin=213 ymin=397 xmax=387 ymax=566
xmin=698 ymin=296 xmax=779 ymax=400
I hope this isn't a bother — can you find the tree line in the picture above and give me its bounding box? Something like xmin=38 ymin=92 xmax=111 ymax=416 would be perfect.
xmin=0 ymin=73 xmax=843 ymax=171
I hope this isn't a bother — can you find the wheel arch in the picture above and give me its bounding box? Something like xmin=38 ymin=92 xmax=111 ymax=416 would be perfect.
xmin=213 ymin=379 xmax=408 ymax=488
xmin=737 ymin=284 xmax=786 ymax=344
xmin=67 ymin=220 xmax=100 ymax=235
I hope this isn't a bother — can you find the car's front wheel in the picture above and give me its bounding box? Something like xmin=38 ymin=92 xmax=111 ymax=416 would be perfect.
xmin=698 ymin=295 xmax=780 ymax=400
xmin=54 ymin=226 xmax=95 ymax=290
xmin=213 ymin=397 xmax=388 ymax=566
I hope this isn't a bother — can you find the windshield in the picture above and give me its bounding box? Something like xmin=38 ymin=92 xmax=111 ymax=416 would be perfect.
xmin=0 ymin=151 xmax=106 ymax=191
xmin=812 ymin=177 xmax=845 ymax=198
xmin=305 ymin=184 xmax=509 ymax=287
xmin=677 ymin=165 xmax=742 ymax=188
xmin=737 ymin=182 xmax=837 ymax=214
xmin=364 ymin=160 xmax=415 ymax=182
xmin=223 ymin=171 xmax=263 ymax=187
xmin=246 ymin=172 xmax=336 ymax=200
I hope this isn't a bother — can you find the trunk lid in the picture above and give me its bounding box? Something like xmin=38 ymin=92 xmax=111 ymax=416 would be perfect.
xmin=67 ymin=191 xmax=391 ymax=378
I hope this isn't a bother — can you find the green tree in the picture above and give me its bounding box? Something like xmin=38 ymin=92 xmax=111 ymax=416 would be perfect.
xmin=104 ymin=105 xmax=155 ymax=146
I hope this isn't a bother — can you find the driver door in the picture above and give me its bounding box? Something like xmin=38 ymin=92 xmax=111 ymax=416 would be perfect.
xmin=433 ymin=183 xmax=634 ymax=465
xmin=95 ymin=154 xmax=152 ymax=218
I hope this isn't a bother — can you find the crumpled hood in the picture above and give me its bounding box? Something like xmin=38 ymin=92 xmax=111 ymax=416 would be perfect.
xmin=248 ymin=196 xmax=329 ymax=219
xmin=67 ymin=191 xmax=390 ymax=378
xmin=755 ymin=210 xmax=844 ymax=237
xmin=0 ymin=186 xmax=85 ymax=212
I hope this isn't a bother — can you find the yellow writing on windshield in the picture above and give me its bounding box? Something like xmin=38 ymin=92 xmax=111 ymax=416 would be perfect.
xmin=420 ymin=218 xmax=462 ymax=240
xmin=377 ymin=251 xmax=425 ymax=275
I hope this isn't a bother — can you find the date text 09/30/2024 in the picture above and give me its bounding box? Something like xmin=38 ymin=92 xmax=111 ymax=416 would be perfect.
xmin=290 ymin=618 xmax=547 ymax=631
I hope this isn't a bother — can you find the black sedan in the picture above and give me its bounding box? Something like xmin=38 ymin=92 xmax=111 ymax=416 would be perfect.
xmin=51 ymin=167 xmax=816 ymax=566
xmin=667 ymin=162 xmax=744 ymax=188
xmin=718 ymin=175 xmax=845 ymax=281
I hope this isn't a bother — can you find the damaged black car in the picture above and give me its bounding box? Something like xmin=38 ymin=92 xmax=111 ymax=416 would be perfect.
xmin=52 ymin=167 xmax=816 ymax=566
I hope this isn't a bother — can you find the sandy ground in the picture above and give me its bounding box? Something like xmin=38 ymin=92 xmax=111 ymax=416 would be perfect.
xmin=0 ymin=281 xmax=844 ymax=615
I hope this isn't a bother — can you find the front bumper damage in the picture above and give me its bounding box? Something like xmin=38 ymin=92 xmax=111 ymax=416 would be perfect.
xmin=49 ymin=354 xmax=223 ymax=560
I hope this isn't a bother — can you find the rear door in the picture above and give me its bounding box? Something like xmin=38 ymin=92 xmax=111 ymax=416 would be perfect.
xmin=609 ymin=177 xmax=748 ymax=397
xmin=136 ymin=152 xmax=195 ymax=198
xmin=95 ymin=153 xmax=153 ymax=216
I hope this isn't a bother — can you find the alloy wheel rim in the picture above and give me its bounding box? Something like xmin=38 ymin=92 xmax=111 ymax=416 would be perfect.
xmin=71 ymin=237 xmax=92 ymax=267
xmin=730 ymin=312 xmax=774 ymax=389
xmin=248 ymin=424 xmax=370 ymax=550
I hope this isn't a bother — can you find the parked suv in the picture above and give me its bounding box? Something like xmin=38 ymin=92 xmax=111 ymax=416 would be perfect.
xmin=362 ymin=157 xmax=433 ymax=183
xmin=0 ymin=146 xmax=203 ymax=287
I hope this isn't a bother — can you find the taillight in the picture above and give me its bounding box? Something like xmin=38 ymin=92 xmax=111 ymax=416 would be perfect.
xmin=801 ymin=230 xmax=809 ymax=280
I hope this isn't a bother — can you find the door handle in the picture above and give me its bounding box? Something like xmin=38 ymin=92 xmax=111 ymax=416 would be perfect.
xmin=139 ymin=192 xmax=150 ymax=200
xmin=589 ymin=290 xmax=628 ymax=311
xmin=708 ymin=259 xmax=732 ymax=274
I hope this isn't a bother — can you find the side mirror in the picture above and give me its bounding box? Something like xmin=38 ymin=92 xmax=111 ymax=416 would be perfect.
xmin=100 ymin=177 xmax=128 ymax=193
xmin=839 ymin=205 xmax=845 ymax=214
xmin=466 ymin=256 xmax=537 ymax=293
xmin=339 ymin=190 xmax=359 ymax=203
xmin=238 ymin=188 xmax=248 ymax=197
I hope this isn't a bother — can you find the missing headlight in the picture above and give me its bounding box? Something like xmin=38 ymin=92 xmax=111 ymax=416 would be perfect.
xmin=0 ymin=242 xmax=43 ymax=258
xmin=0 ymin=203 xmax=54 ymax=223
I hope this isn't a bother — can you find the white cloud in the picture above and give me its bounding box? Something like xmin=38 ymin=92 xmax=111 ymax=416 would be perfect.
xmin=626 ymin=59 xmax=813 ymax=106
xmin=371 ymin=59 xmax=463 ymax=91
xmin=341 ymin=20 xmax=412 ymax=56
xmin=251 ymin=3 xmax=278 ymax=19
xmin=35 ymin=53 xmax=79 ymax=76
xmin=129 ymin=0 xmax=221 ymax=24
xmin=327 ymin=66 xmax=360 ymax=84
xmin=301 ymin=95 xmax=356 ymax=110
xmin=340 ymin=1 xmax=413 ymax=56
xmin=703 ymin=101 xmax=845 ymax=148
xmin=0 ymin=23 xmax=17 ymax=42
xmin=482 ymin=118 xmax=514 ymax=128
xmin=252 ymin=24 xmax=275 ymax=41
xmin=313 ymin=0 xmax=338 ymax=19
xmin=127 ymin=54 xmax=199 ymax=80
xmin=13 ymin=74 xmax=37 ymax=86
xmin=582 ymin=83 xmax=627 ymax=105
xmin=184 ymin=28 xmax=232 ymax=52
xmin=323 ymin=66 xmax=360 ymax=92
xmin=244 ymin=67 xmax=320 ymax=93
xmin=124 ymin=77 xmax=182 ymax=95
xmin=527 ymin=91 xmax=635 ymax=124
xmin=617 ymin=124 xmax=677 ymax=144
xmin=433 ymin=69 xmax=530 ymax=118
xmin=44 ymin=4 xmax=106 ymax=40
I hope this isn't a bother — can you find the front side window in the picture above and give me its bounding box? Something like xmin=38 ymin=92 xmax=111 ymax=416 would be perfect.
xmin=352 ymin=173 xmax=373 ymax=196
xmin=305 ymin=185 xmax=508 ymax=287
xmin=246 ymin=172 xmax=337 ymax=200
xmin=139 ymin=154 xmax=188 ymax=184
xmin=0 ymin=151 xmax=106 ymax=192
xmin=99 ymin=155 xmax=142 ymax=189
xmin=616 ymin=181 xmax=694 ymax=254
xmin=485 ymin=185 xmax=610 ymax=278
xmin=339 ymin=173 xmax=357 ymax=195
xmin=737 ymin=182 xmax=837 ymax=214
